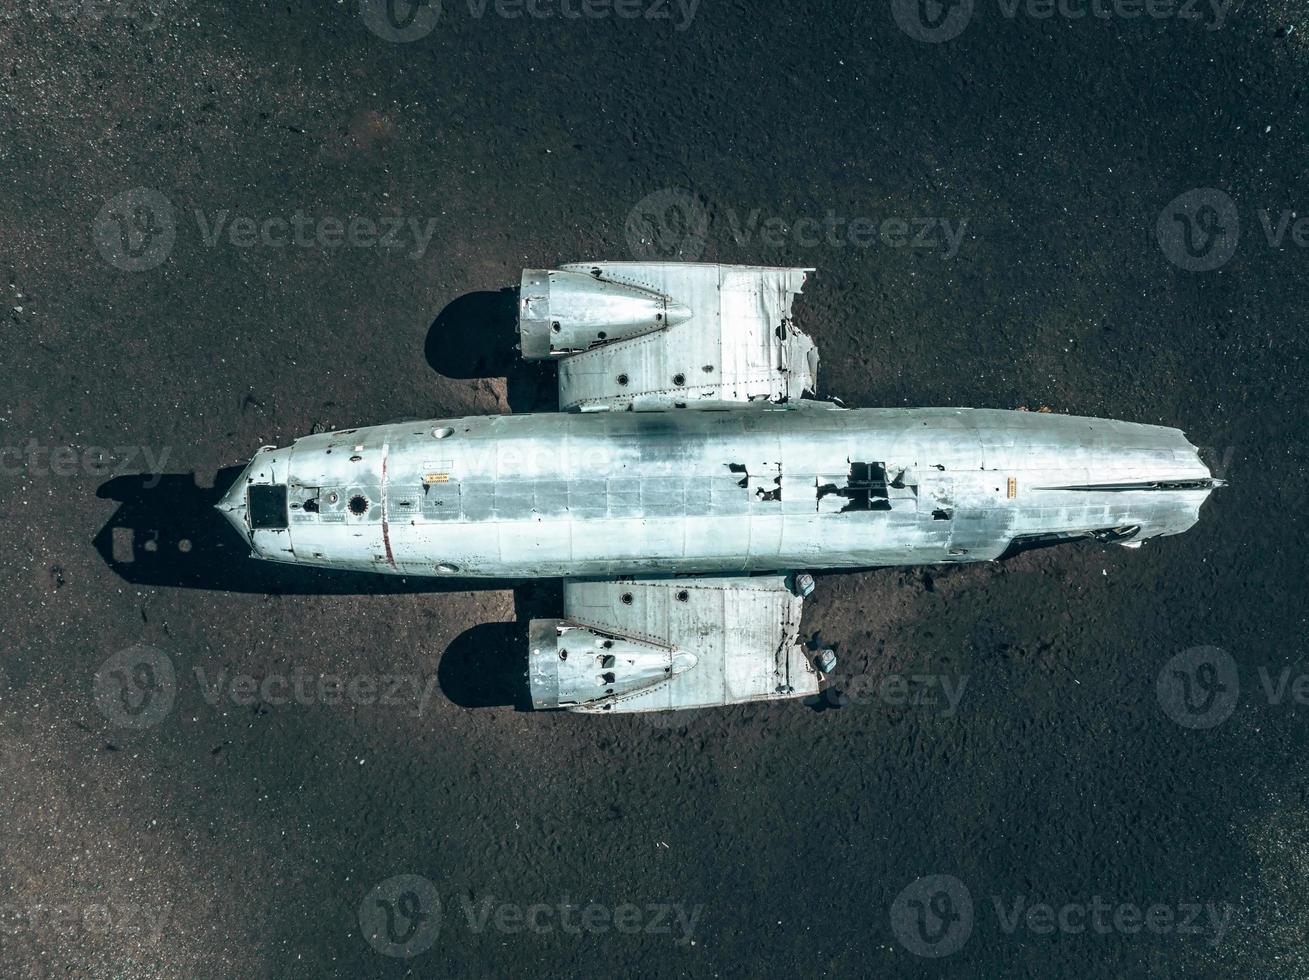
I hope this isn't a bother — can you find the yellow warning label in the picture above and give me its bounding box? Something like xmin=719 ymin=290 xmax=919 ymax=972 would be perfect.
xmin=1007 ymin=477 xmax=1017 ymax=499
xmin=424 ymin=473 xmax=450 ymax=484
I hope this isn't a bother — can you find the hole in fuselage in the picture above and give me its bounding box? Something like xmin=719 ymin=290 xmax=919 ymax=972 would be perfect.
xmin=348 ymin=495 xmax=369 ymax=516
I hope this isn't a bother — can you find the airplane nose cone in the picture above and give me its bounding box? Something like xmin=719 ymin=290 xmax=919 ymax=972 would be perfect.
xmin=215 ymin=466 xmax=250 ymax=537
xmin=664 ymin=299 xmax=694 ymax=327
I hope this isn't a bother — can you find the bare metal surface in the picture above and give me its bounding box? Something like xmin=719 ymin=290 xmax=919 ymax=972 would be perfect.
xmin=535 ymin=262 xmax=818 ymax=411
xmin=220 ymin=403 xmax=1217 ymax=579
xmin=528 ymin=576 xmax=817 ymax=713
xmin=518 ymin=268 xmax=693 ymax=360
xmin=223 ymin=262 xmax=1221 ymax=712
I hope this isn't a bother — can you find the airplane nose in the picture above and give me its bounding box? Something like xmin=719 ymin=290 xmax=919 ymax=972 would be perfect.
xmin=215 ymin=465 xmax=251 ymax=538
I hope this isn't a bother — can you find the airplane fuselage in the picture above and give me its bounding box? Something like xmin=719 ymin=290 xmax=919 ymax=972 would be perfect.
xmin=218 ymin=403 xmax=1217 ymax=578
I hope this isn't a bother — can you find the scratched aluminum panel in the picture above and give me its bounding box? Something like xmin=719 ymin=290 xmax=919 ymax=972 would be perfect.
xmin=561 ymin=575 xmax=819 ymax=711
xmin=283 ymin=429 xmax=391 ymax=569
xmin=554 ymin=263 xmax=817 ymax=411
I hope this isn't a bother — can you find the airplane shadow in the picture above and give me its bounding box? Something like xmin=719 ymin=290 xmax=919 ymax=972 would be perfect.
xmin=437 ymin=579 xmax=560 ymax=711
xmin=92 ymin=468 xmax=514 ymax=597
xmin=93 ymin=468 xmax=557 ymax=710
xmin=92 ymin=284 xmax=569 ymax=710
xmin=424 ymin=288 xmax=557 ymax=414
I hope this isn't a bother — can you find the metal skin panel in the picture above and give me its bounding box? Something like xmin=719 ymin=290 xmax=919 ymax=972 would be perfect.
xmin=221 ymin=403 xmax=1218 ymax=579
xmin=548 ymin=263 xmax=817 ymax=411
xmin=525 ymin=576 xmax=818 ymax=713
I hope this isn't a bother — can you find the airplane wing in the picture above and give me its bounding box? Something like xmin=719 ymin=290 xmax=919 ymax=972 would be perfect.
xmin=519 ymin=262 xmax=818 ymax=412
xmin=527 ymin=574 xmax=822 ymax=713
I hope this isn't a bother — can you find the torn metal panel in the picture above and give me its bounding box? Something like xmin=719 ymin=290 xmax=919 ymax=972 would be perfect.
xmin=536 ymin=263 xmax=817 ymax=411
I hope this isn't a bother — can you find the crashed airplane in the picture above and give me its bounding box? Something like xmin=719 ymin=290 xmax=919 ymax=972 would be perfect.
xmin=217 ymin=263 xmax=1222 ymax=713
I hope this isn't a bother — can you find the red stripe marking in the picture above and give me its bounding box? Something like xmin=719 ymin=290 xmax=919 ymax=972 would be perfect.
xmin=380 ymin=445 xmax=397 ymax=570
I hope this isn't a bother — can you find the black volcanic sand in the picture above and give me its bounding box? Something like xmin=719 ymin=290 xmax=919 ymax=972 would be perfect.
xmin=3 ymin=2 xmax=1308 ymax=977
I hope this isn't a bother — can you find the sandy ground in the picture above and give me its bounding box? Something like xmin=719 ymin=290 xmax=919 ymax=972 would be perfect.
xmin=2 ymin=0 xmax=1308 ymax=976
